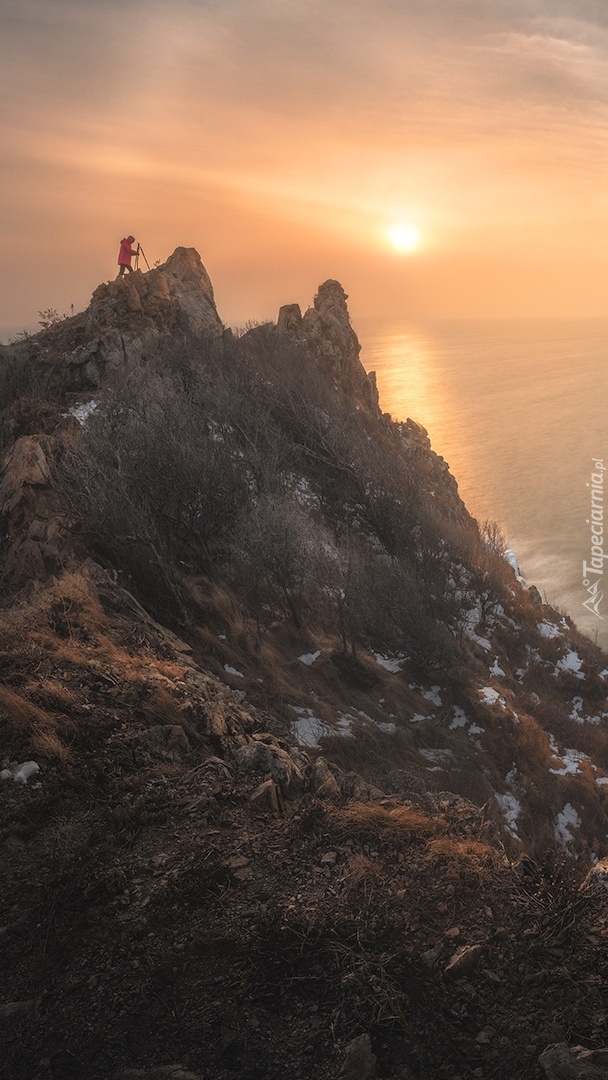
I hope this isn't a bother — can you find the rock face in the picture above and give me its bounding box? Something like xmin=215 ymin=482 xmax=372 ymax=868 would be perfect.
xmin=277 ymin=280 xmax=379 ymax=411
xmin=3 ymin=248 xmax=224 ymax=393
xmin=81 ymin=247 xmax=224 ymax=378
xmin=89 ymin=247 xmax=222 ymax=341
xmin=0 ymin=434 xmax=66 ymax=585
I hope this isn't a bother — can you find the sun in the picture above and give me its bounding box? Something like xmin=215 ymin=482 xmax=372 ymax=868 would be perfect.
xmin=388 ymin=223 xmax=420 ymax=254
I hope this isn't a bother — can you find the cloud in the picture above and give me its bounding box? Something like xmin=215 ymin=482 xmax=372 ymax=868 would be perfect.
xmin=4 ymin=0 xmax=608 ymax=323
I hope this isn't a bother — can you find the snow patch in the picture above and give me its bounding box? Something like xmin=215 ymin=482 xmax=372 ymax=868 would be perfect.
xmin=537 ymin=622 xmax=561 ymax=639
xmin=373 ymin=653 xmax=404 ymax=673
xmin=549 ymin=749 xmax=590 ymax=776
xmin=504 ymin=550 xmax=520 ymax=574
xmin=1 ymin=761 xmax=40 ymax=784
xmin=298 ymin=650 xmax=321 ymax=666
xmin=569 ymin=696 xmax=607 ymax=725
xmin=289 ymin=706 xmax=352 ymax=748
xmin=69 ymin=400 xmax=99 ymax=424
xmin=479 ymin=687 xmax=505 ymax=708
xmin=462 ymin=607 xmax=492 ymax=651
xmin=422 ymin=685 xmax=442 ymax=707
xmin=224 ymin=665 xmax=244 ymax=678
xmin=554 ymin=803 xmax=581 ymax=853
xmin=495 ymin=792 xmax=521 ymax=838
xmin=375 ymin=721 xmax=397 ymax=734
xmin=468 ymin=722 xmax=485 ymax=736
xmin=419 ymin=748 xmax=453 ymax=764
xmin=490 ymin=658 xmax=506 ymax=676
xmin=338 ymin=710 xmax=396 ymax=736
xmin=449 ymin=706 xmax=468 ymax=730
xmin=555 ymin=651 xmax=584 ymax=679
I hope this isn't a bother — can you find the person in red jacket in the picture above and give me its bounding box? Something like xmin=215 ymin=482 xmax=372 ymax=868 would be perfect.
xmin=117 ymin=235 xmax=138 ymax=276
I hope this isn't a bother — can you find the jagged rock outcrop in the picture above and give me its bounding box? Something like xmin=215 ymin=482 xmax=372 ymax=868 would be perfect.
xmin=74 ymin=247 xmax=224 ymax=381
xmin=88 ymin=247 xmax=223 ymax=344
xmin=0 ymin=434 xmax=67 ymax=585
xmin=277 ymin=280 xmax=380 ymax=411
xmin=2 ymin=248 xmax=224 ymax=393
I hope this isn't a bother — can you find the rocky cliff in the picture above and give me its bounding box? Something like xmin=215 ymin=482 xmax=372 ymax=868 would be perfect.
xmin=2 ymin=251 xmax=608 ymax=1079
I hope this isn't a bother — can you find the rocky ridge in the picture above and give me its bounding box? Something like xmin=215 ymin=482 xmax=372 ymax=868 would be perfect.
xmin=2 ymin=251 xmax=608 ymax=1077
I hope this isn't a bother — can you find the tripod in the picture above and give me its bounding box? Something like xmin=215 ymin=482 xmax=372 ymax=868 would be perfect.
xmin=134 ymin=244 xmax=151 ymax=271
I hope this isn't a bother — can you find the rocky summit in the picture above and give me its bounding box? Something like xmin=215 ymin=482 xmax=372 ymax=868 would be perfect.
xmin=2 ymin=251 xmax=608 ymax=1079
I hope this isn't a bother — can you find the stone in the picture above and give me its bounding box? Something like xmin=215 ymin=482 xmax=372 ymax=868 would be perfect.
xmin=0 ymin=436 xmax=51 ymax=511
xmin=421 ymin=942 xmax=443 ymax=968
xmin=0 ymin=997 xmax=42 ymax=1022
xmin=311 ymin=757 xmax=341 ymax=800
xmin=538 ymin=1042 xmax=603 ymax=1079
xmin=340 ymin=772 xmax=373 ymax=801
xmin=580 ymin=858 xmax=608 ymax=894
xmin=299 ymin=281 xmax=379 ymax=411
xmin=338 ymin=1033 xmax=377 ymax=1079
xmin=130 ymin=724 xmax=192 ymax=763
xmin=249 ymin=778 xmax=284 ymax=816
xmin=235 ymin=741 xmax=304 ymax=791
xmin=444 ymin=944 xmax=483 ymax=978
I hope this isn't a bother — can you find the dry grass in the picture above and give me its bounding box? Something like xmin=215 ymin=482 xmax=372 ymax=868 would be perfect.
xmin=0 ymin=684 xmax=73 ymax=762
xmin=31 ymin=678 xmax=79 ymax=711
xmin=181 ymin=575 xmax=247 ymax=637
xmin=425 ymin=836 xmax=503 ymax=871
xmin=342 ymin=853 xmax=383 ymax=897
xmin=139 ymin=687 xmax=186 ymax=727
xmin=330 ymin=801 xmax=446 ymax=843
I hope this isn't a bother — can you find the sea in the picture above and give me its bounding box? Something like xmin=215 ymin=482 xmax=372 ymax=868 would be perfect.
xmin=357 ymin=318 xmax=608 ymax=649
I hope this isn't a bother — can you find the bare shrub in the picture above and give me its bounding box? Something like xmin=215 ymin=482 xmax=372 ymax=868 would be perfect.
xmin=231 ymin=493 xmax=340 ymax=630
xmin=0 ymin=349 xmax=61 ymax=448
xmin=59 ymin=353 xmax=252 ymax=622
xmin=480 ymin=519 xmax=507 ymax=556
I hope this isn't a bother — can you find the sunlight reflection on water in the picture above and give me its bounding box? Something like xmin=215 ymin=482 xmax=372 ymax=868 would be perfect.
xmin=358 ymin=317 xmax=608 ymax=647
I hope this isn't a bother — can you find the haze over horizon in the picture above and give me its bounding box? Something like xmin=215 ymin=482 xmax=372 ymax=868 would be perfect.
xmin=4 ymin=0 xmax=608 ymax=330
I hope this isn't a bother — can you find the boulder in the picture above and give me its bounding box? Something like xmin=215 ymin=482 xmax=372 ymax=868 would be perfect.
xmin=338 ymin=1033 xmax=377 ymax=1079
xmin=128 ymin=725 xmax=192 ymax=763
xmin=235 ymin=740 xmax=304 ymax=792
xmin=311 ymin=756 xmax=341 ymax=800
xmin=538 ymin=1042 xmax=607 ymax=1078
xmin=580 ymin=858 xmax=608 ymax=893
xmin=249 ymin=778 xmax=284 ymax=816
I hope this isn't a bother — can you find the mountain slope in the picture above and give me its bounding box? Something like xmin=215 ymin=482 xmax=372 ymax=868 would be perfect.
xmin=2 ymin=250 xmax=608 ymax=1078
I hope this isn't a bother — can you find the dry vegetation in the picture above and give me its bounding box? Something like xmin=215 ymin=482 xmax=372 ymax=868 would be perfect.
xmin=4 ymin=272 xmax=608 ymax=1078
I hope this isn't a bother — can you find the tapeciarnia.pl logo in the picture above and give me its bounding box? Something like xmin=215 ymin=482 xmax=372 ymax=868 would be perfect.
xmin=582 ymin=457 xmax=606 ymax=619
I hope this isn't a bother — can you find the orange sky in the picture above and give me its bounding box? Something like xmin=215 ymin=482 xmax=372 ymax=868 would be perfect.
xmin=3 ymin=0 xmax=608 ymax=332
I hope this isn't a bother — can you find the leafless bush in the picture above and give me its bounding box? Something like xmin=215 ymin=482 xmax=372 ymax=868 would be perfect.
xmin=231 ymin=493 xmax=340 ymax=630
xmin=0 ymin=347 xmax=60 ymax=443
xmin=59 ymin=353 xmax=252 ymax=621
